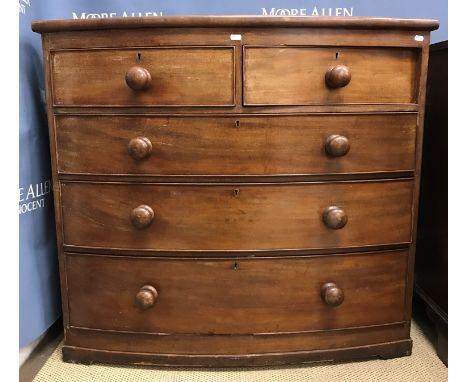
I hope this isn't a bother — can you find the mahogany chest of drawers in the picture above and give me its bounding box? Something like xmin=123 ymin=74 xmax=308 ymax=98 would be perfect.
xmin=32 ymin=16 xmax=438 ymax=367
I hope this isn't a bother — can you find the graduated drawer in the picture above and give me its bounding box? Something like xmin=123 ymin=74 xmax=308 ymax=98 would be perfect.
xmin=66 ymin=250 xmax=408 ymax=334
xmin=243 ymin=47 xmax=419 ymax=106
xmin=51 ymin=47 xmax=235 ymax=107
xmin=55 ymin=114 xmax=416 ymax=176
xmin=61 ymin=180 xmax=413 ymax=252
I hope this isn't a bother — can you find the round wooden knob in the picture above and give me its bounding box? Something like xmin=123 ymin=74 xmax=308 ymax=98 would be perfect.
xmin=128 ymin=137 xmax=152 ymax=160
xmin=125 ymin=66 xmax=151 ymax=90
xmin=325 ymin=65 xmax=351 ymax=88
xmin=321 ymin=282 xmax=344 ymax=307
xmin=322 ymin=206 xmax=348 ymax=229
xmin=325 ymin=135 xmax=350 ymax=157
xmin=135 ymin=285 xmax=158 ymax=310
xmin=130 ymin=205 xmax=154 ymax=229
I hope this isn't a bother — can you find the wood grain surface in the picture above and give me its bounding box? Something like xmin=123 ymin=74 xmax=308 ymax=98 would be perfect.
xmin=51 ymin=47 xmax=235 ymax=106
xmin=61 ymin=180 xmax=413 ymax=251
xmin=66 ymin=250 xmax=407 ymax=334
xmin=55 ymin=114 xmax=417 ymax=176
xmin=244 ymin=47 xmax=419 ymax=105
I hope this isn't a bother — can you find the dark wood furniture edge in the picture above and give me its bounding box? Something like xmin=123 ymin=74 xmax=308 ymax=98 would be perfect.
xmin=62 ymin=339 xmax=412 ymax=367
xmin=412 ymin=38 xmax=447 ymax=366
xmin=429 ymin=40 xmax=448 ymax=52
xmin=58 ymin=177 xmax=414 ymax=186
xmin=57 ymin=172 xmax=415 ymax=183
xmin=413 ymin=284 xmax=448 ymax=365
xmin=50 ymin=103 xmax=419 ymax=110
xmin=52 ymin=105 xmax=420 ymax=114
xmin=52 ymin=110 xmax=419 ymax=116
xmin=401 ymin=28 xmax=430 ymax=325
xmin=413 ymin=285 xmax=447 ymax=330
xmin=62 ymin=243 xmax=411 ymax=257
xmin=40 ymin=33 xmax=72 ymax=337
xmin=68 ymin=320 xmax=408 ymax=337
xmin=31 ymin=16 xmax=439 ymax=33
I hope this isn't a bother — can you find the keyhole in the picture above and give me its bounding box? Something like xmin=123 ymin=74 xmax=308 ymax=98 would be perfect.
xmin=235 ymin=120 xmax=240 ymax=128
xmin=233 ymin=262 xmax=239 ymax=270
xmin=335 ymin=52 xmax=339 ymax=60
xmin=137 ymin=53 xmax=141 ymax=61
xmin=233 ymin=189 xmax=240 ymax=197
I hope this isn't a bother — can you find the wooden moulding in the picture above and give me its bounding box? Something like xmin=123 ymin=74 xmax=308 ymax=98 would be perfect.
xmin=62 ymin=319 xmax=412 ymax=366
xmin=61 ymin=341 xmax=413 ymax=367
xmin=31 ymin=16 xmax=439 ymax=33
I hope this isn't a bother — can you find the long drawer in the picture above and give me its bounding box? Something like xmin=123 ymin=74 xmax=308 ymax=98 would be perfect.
xmin=243 ymin=46 xmax=419 ymax=105
xmin=61 ymin=180 xmax=413 ymax=252
xmin=51 ymin=47 xmax=235 ymax=107
xmin=55 ymin=114 xmax=417 ymax=176
xmin=66 ymin=250 xmax=408 ymax=334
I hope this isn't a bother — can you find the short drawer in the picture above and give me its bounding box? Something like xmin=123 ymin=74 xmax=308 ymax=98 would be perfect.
xmin=51 ymin=47 xmax=235 ymax=106
xmin=55 ymin=114 xmax=416 ymax=176
xmin=66 ymin=250 xmax=408 ymax=334
xmin=61 ymin=180 xmax=413 ymax=252
xmin=243 ymin=47 xmax=419 ymax=105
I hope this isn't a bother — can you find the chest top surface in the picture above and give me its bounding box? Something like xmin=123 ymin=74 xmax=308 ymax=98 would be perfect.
xmin=32 ymin=16 xmax=439 ymax=32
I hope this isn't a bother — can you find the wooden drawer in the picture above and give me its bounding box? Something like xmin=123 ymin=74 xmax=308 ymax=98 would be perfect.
xmin=66 ymin=250 xmax=408 ymax=334
xmin=56 ymin=114 xmax=416 ymax=176
xmin=243 ymin=47 xmax=419 ymax=106
xmin=61 ymin=180 xmax=413 ymax=252
xmin=51 ymin=47 xmax=235 ymax=107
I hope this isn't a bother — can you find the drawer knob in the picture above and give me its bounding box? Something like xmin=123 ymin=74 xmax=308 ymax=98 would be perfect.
xmin=321 ymin=282 xmax=344 ymax=307
xmin=325 ymin=65 xmax=351 ymax=88
xmin=130 ymin=205 xmax=154 ymax=229
xmin=325 ymin=135 xmax=350 ymax=157
xmin=135 ymin=285 xmax=158 ymax=310
xmin=322 ymin=206 xmax=348 ymax=229
xmin=125 ymin=66 xmax=152 ymax=90
xmin=128 ymin=137 xmax=153 ymax=160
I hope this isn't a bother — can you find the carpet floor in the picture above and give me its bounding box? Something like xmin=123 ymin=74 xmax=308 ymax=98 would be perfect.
xmin=33 ymin=320 xmax=447 ymax=382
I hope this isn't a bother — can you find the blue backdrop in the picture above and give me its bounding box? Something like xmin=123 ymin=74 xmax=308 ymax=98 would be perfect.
xmin=19 ymin=0 xmax=447 ymax=347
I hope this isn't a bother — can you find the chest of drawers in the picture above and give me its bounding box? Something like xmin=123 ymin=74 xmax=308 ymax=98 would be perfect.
xmin=32 ymin=16 xmax=438 ymax=367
